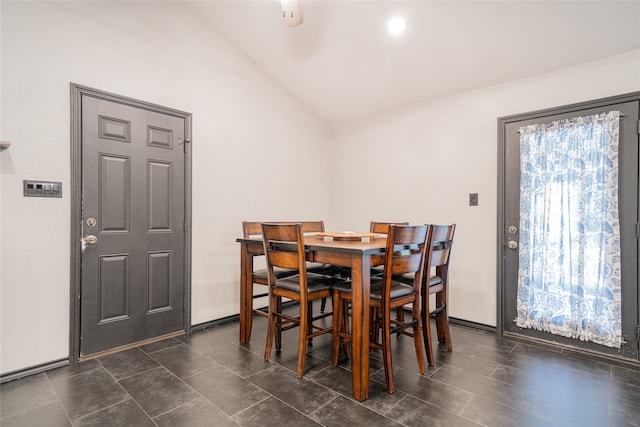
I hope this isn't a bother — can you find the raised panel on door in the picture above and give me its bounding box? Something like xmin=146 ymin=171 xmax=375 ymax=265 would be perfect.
xmin=99 ymin=115 xmax=131 ymax=143
xmin=147 ymin=160 xmax=172 ymax=232
xmin=98 ymin=254 xmax=130 ymax=322
xmin=148 ymin=251 xmax=172 ymax=313
xmin=99 ymin=154 xmax=131 ymax=233
xmin=147 ymin=125 xmax=173 ymax=149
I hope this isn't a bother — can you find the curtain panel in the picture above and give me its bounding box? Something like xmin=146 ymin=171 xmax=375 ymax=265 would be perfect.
xmin=516 ymin=111 xmax=622 ymax=348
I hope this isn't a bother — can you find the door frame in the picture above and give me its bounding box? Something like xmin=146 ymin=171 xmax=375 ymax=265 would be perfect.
xmin=497 ymin=91 xmax=640 ymax=342
xmin=69 ymin=83 xmax=192 ymax=362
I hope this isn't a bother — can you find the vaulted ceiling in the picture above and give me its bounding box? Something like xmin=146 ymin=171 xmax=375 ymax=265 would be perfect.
xmin=193 ymin=1 xmax=640 ymax=128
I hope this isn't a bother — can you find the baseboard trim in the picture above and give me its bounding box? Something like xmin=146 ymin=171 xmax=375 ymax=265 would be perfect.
xmin=1 ymin=358 xmax=69 ymax=384
xmin=1 ymin=331 xmax=186 ymax=384
xmin=449 ymin=317 xmax=496 ymax=333
xmin=192 ymin=313 xmax=240 ymax=331
xmin=191 ymin=301 xmax=298 ymax=331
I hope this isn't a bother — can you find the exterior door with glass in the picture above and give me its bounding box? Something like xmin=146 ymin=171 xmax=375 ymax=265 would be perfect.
xmin=499 ymin=94 xmax=639 ymax=360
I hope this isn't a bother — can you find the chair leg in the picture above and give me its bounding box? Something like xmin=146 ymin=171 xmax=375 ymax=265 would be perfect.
xmin=435 ymin=292 xmax=452 ymax=351
xmin=264 ymin=292 xmax=277 ymax=361
xmin=370 ymin=306 xmax=380 ymax=345
xmin=320 ymin=297 xmax=327 ymax=313
xmin=441 ymin=313 xmax=453 ymax=351
xmin=331 ymin=292 xmax=342 ymax=366
xmin=434 ymin=292 xmax=444 ymax=344
xmin=307 ymin=301 xmax=314 ymax=346
xmin=275 ymin=296 xmax=283 ymax=351
xmin=342 ymin=300 xmax=351 ymax=359
xmin=411 ymin=300 xmax=426 ymax=375
xmin=381 ymin=305 xmax=395 ymax=393
xmin=332 ymin=293 xmax=351 ymax=365
xmin=297 ymin=298 xmax=309 ymax=378
xmin=421 ymin=289 xmax=435 ymax=366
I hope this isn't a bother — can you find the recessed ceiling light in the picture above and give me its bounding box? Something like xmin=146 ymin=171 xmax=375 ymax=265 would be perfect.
xmin=387 ymin=16 xmax=406 ymax=35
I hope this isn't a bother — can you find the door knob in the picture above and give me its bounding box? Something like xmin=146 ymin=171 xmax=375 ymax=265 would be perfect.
xmin=507 ymin=240 xmax=518 ymax=249
xmin=85 ymin=235 xmax=98 ymax=245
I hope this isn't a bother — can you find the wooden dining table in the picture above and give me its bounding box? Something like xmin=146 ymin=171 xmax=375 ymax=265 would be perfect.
xmin=236 ymin=234 xmax=387 ymax=401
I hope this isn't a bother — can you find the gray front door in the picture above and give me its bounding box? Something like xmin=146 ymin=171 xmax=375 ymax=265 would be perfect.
xmin=499 ymin=94 xmax=639 ymax=360
xmin=78 ymin=92 xmax=189 ymax=356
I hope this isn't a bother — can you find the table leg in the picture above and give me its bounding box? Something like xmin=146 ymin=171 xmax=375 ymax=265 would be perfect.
xmin=350 ymin=254 xmax=371 ymax=401
xmin=239 ymin=243 xmax=254 ymax=343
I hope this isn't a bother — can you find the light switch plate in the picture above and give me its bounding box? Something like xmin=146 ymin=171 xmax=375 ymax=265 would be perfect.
xmin=469 ymin=193 xmax=478 ymax=206
xmin=24 ymin=180 xmax=62 ymax=198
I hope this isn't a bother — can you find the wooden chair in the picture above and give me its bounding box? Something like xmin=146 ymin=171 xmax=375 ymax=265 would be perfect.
xmin=395 ymin=224 xmax=456 ymax=365
xmin=243 ymin=220 xmax=340 ymax=322
xmin=262 ymin=223 xmax=342 ymax=378
xmin=328 ymin=221 xmax=411 ymax=334
xmin=332 ymin=224 xmax=431 ymax=393
xmin=422 ymin=224 xmax=456 ymax=365
xmin=242 ymin=221 xmax=297 ymax=321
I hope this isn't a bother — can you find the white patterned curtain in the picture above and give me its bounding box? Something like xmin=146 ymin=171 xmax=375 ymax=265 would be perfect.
xmin=516 ymin=111 xmax=622 ymax=348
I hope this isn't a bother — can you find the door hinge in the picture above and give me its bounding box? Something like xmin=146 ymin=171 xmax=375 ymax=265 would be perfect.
xmin=636 ymin=325 xmax=640 ymax=341
xmin=636 ymin=223 xmax=640 ymax=239
xmin=183 ymin=138 xmax=191 ymax=153
xmin=637 ymin=119 xmax=640 ymax=135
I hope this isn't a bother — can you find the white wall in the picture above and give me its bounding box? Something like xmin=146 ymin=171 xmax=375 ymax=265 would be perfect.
xmin=328 ymin=50 xmax=640 ymax=327
xmin=0 ymin=1 xmax=331 ymax=375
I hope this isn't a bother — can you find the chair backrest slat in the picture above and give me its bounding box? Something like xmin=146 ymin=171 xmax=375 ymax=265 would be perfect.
xmin=424 ymin=224 xmax=455 ymax=290
xmin=431 ymin=224 xmax=453 ymax=243
xmin=267 ymin=251 xmax=300 ymax=270
xmin=430 ymin=248 xmax=450 ymax=267
xmin=243 ymin=221 xmax=263 ymax=239
xmin=391 ymin=253 xmax=424 ymax=276
xmin=370 ymin=221 xmax=409 ymax=235
xmin=262 ymin=223 xmax=309 ymax=290
xmin=300 ymin=221 xmax=325 ymax=233
xmin=429 ymin=225 xmax=455 ymax=269
xmin=243 ymin=221 xmax=325 ymax=239
xmin=382 ymin=224 xmax=431 ymax=293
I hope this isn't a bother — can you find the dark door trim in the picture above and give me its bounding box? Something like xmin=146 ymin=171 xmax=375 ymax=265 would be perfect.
xmin=497 ymin=91 xmax=640 ymax=338
xmin=69 ymin=83 xmax=192 ymax=362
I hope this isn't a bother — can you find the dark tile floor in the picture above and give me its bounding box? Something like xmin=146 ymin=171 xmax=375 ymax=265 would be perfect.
xmin=2 ymin=308 xmax=640 ymax=427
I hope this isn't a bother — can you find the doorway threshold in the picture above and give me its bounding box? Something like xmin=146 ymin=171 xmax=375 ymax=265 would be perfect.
xmin=79 ymin=330 xmax=185 ymax=362
xmin=503 ymin=331 xmax=640 ymax=371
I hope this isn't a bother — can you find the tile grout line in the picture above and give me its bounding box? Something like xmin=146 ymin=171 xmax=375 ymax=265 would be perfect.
xmin=46 ymin=377 xmax=75 ymax=427
xmin=141 ymin=347 xmax=235 ymax=423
